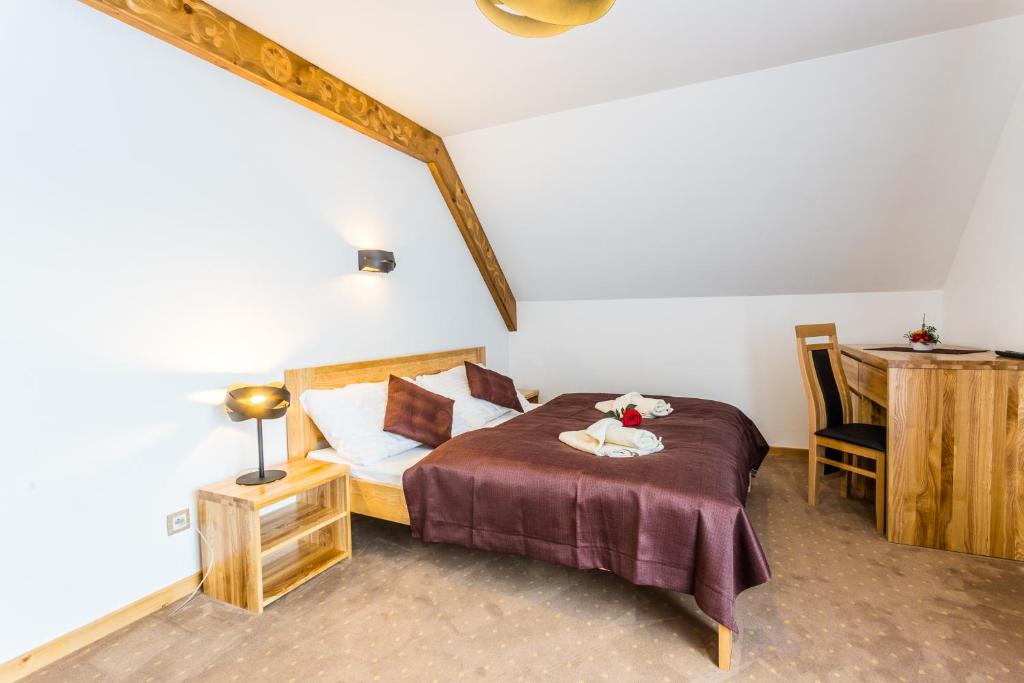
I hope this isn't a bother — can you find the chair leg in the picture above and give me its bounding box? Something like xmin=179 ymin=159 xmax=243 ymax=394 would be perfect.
xmin=874 ymin=453 xmax=886 ymax=536
xmin=850 ymin=454 xmax=864 ymax=499
xmin=807 ymin=439 xmax=818 ymax=506
xmin=839 ymin=451 xmax=850 ymax=498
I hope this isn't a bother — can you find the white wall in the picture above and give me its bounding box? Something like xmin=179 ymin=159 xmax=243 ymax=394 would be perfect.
xmin=0 ymin=2 xmax=508 ymax=661
xmin=446 ymin=16 xmax=1024 ymax=302
xmin=509 ymin=291 xmax=943 ymax=447
xmin=944 ymin=83 xmax=1024 ymax=348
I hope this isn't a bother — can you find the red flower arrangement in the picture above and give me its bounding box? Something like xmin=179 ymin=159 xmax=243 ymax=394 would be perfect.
xmin=620 ymin=408 xmax=643 ymax=427
xmin=904 ymin=314 xmax=940 ymax=348
xmin=603 ymin=403 xmax=643 ymax=427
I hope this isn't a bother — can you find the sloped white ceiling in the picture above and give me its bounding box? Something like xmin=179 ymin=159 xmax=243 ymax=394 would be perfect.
xmin=210 ymin=0 xmax=1024 ymax=136
xmin=444 ymin=17 xmax=1024 ymax=301
xmin=202 ymin=2 xmax=1024 ymax=302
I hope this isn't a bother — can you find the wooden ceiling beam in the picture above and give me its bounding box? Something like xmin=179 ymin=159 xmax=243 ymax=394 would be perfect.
xmin=79 ymin=0 xmax=517 ymax=330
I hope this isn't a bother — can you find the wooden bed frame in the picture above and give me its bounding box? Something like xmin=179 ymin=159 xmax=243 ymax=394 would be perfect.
xmin=283 ymin=347 xmax=733 ymax=670
xmin=284 ymin=347 xmax=483 ymax=524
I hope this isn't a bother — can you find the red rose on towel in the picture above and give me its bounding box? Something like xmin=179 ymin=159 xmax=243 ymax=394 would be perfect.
xmin=621 ymin=408 xmax=643 ymax=427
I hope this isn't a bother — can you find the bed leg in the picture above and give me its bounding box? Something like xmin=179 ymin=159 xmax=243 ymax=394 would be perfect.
xmin=717 ymin=623 xmax=732 ymax=670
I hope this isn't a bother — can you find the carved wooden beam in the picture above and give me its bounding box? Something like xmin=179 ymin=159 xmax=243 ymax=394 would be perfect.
xmin=79 ymin=0 xmax=517 ymax=330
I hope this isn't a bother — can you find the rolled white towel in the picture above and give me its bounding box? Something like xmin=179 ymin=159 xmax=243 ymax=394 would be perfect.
xmin=558 ymin=430 xmax=637 ymax=458
xmin=558 ymin=430 xmax=659 ymax=457
xmin=557 ymin=418 xmax=664 ymax=458
xmin=596 ymin=443 xmax=648 ymax=458
xmin=610 ymin=424 xmax=661 ymax=451
xmin=594 ymin=392 xmax=635 ymax=414
xmin=634 ymin=395 xmax=673 ymax=417
xmin=594 ymin=392 xmax=674 ymax=418
xmin=585 ymin=418 xmax=662 ymax=452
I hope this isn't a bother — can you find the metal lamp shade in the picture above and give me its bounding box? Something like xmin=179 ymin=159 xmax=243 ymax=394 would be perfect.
xmin=358 ymin=249 xmax=396 ymax=273
xmin=475 ymin=0 xmax=616 ymax=38
xmin=224 ymin=384 xmax=290 ymax=421
xmin=224 ymin=383 xmax=291 ymax=486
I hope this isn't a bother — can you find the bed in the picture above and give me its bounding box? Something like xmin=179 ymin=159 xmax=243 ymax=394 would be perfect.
xmin=284 ymin=347 xmax=771 ymax=670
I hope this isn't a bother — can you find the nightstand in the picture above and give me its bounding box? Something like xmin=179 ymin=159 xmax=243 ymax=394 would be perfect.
xmin=196 ymin=458 xmax=350 ymax=613
xmin=520 ymin=388 xmax=540 ymax=404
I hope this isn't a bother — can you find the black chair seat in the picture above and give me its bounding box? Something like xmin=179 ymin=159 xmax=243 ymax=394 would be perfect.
xmin=815 ymin=423 xmax=886 ymax=452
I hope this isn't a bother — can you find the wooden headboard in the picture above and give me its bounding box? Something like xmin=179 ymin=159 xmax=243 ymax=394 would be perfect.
xmin=283 ymin=347 xmax=486 ymax=460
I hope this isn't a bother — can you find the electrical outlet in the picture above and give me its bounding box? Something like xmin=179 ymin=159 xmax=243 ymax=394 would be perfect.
xmin=166 ymin=508 xmax=190 ymax=536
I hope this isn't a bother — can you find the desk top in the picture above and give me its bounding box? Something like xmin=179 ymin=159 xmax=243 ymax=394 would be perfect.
xmin=841 ymin=344 xmax=1024 ymax=371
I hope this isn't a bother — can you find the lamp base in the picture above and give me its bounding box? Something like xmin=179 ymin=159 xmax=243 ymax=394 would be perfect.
xmin=235 ymin=469 xmax=287 ymax=486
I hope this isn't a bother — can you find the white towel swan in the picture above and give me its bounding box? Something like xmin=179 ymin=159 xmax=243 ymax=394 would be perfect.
xmin=594 ymin=392 xmax=673 ymax=418
xmin=558 ymin=418 xmax=664 ymax=458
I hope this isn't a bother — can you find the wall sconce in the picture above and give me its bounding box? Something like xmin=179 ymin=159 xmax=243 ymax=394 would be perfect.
xmin=358 ymin=249 xmax=396 ymax=273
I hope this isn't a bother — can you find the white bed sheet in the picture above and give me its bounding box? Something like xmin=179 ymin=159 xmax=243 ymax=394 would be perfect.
xmin=308 ymin=404 xmax=535 ymax=486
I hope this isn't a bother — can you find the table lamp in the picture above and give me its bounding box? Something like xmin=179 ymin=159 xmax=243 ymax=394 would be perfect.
xmin=224 ymin=382 xmax=291 ymax=486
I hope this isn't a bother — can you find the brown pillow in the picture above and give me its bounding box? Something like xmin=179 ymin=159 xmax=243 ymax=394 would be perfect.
xmin=383 ymin=375 xmax=454 ymax=447
xmin=464 ymin=361 xmax=522 ymax=413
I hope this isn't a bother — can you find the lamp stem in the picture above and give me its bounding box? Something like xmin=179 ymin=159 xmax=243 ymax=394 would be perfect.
xmin=257 ymin=418 xmax=265 ymax=478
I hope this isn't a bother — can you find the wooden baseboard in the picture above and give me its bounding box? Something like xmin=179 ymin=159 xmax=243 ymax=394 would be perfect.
xmin=0 ymin=572 xmax=201 ymax=683
xmin=768 ymin=446 xmax=809 ymax=458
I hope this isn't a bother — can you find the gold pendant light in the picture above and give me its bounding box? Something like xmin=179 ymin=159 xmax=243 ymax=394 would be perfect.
xmin=475 ymin=0 xmax=617 ymax=38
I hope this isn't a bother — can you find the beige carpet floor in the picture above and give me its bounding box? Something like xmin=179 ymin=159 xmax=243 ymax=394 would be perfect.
xmin=26 ymin=454 xmax=1024 ymax=682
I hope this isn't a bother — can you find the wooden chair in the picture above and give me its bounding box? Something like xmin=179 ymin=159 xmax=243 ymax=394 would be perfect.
xmin=795 ymin=323 xmax=887 ymax=534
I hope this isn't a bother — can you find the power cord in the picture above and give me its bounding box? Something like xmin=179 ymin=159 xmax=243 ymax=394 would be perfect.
xmin=171 ymin=467 xmax=261 ymax=616
xmin=169 ymin=525 xmax=214 ymax=617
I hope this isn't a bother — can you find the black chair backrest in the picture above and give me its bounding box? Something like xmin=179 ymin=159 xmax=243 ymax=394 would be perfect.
xmin=811 ymin=348 xmax=843 ymax=428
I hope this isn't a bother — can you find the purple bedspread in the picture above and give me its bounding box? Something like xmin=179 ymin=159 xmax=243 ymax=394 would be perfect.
xmin=402 ymin=393 xmax=771 ymax=631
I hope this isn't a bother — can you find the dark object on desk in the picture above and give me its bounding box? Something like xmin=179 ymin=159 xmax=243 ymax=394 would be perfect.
xmin=225 ymin=383 xmax=291 ymax=486
xmin=868 ymin=346 xmax=986 ymax=355
xmin=995 ymin=350 xmax=1024 ymax=359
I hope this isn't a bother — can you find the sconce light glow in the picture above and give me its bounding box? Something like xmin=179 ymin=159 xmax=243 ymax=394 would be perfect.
xmin=186 ymin=388 xmax=229 ymax=405
xmin=358 ymin=249 xmax=396 ymax=273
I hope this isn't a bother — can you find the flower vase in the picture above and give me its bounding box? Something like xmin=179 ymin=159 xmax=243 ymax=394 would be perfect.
xmin=911 ymin=342 xmax=935 ymax=352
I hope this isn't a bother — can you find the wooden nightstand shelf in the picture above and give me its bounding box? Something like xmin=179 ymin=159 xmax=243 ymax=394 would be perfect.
xmin=519 ymin=388 xmax=540 ymax=404
xmin=197 ymin=458 xmax=351 ymax=613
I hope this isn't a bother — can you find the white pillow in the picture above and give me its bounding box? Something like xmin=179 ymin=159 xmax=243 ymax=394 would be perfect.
xmin=300 ymin=380 xmax=420 ymax=466
xmin=516 ymin=390 xmax=535 ymax=412
xmin=415 ymin=364 xmax=513 ymax=433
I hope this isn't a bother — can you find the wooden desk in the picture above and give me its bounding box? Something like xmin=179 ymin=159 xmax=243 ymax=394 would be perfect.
xmin=841 ymin=344 xmax=1024 ymax=561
